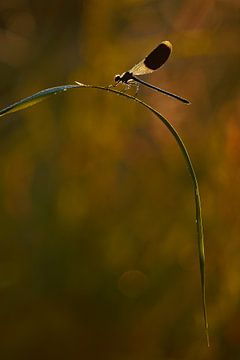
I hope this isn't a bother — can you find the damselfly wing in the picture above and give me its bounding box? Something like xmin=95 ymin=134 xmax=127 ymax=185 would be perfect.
xmin=129 ymin=41 xmax=172 ymax=75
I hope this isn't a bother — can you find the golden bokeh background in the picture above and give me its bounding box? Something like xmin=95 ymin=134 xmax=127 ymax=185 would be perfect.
xmin=0 ymin=0 xmax=239 ymax=359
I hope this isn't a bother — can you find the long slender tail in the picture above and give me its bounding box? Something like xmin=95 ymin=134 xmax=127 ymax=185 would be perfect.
xmin=131 ymin=75 xmax=190 ymax=104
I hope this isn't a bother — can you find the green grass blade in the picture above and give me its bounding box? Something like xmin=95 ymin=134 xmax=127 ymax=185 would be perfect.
xmin=76 ymin=83 xmax=209 ymax=345
xmin=0 ymin=84 xmax=79 ymax=117
xmin=0 ymin=81 xmax=209 ymax=344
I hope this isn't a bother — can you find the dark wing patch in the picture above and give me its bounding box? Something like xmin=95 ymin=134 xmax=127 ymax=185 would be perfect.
xmin=144 ymin=41 xmax=172 ymax=70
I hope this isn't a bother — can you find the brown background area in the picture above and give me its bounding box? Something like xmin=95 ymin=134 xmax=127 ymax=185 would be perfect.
xmin=0 ymin=0 xmax=240 ymax=359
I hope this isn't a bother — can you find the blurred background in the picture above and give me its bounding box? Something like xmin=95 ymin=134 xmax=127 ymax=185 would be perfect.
xmin=0 ymin=0 xmax=239 ymax=359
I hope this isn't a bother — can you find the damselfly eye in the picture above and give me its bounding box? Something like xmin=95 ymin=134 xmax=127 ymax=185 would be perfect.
xmin=115 ymin=74 xmax=121 ymax=82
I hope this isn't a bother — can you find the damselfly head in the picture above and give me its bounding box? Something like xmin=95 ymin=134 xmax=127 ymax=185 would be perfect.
xmin=114 ymin=74 xmax=121 ymax=83
xmin=114 ymin=72 xmax=133 ymax=84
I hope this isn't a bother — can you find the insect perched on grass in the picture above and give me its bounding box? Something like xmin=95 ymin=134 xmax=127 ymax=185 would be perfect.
xmin=114 ymin=40 xmax=190 ymax=104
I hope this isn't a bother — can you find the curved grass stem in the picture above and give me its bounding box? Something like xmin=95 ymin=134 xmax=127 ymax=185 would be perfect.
xmin=0 ymin=82 xmax=209 ymax=345
xmin=80 ymin=84 xmax=209 ymax=345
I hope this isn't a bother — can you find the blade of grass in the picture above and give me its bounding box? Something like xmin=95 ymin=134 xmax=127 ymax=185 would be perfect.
xmin=0 ymin=84 xmax=79 ymax=117
xmin=0 ymin=82 xmax=209 ymax=345
xmin=76 ymin=83 xmax=209 ymax=345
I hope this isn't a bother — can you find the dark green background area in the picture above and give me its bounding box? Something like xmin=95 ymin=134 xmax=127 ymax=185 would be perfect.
xmin=0 ymin=0 xmax=239 ymax=359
